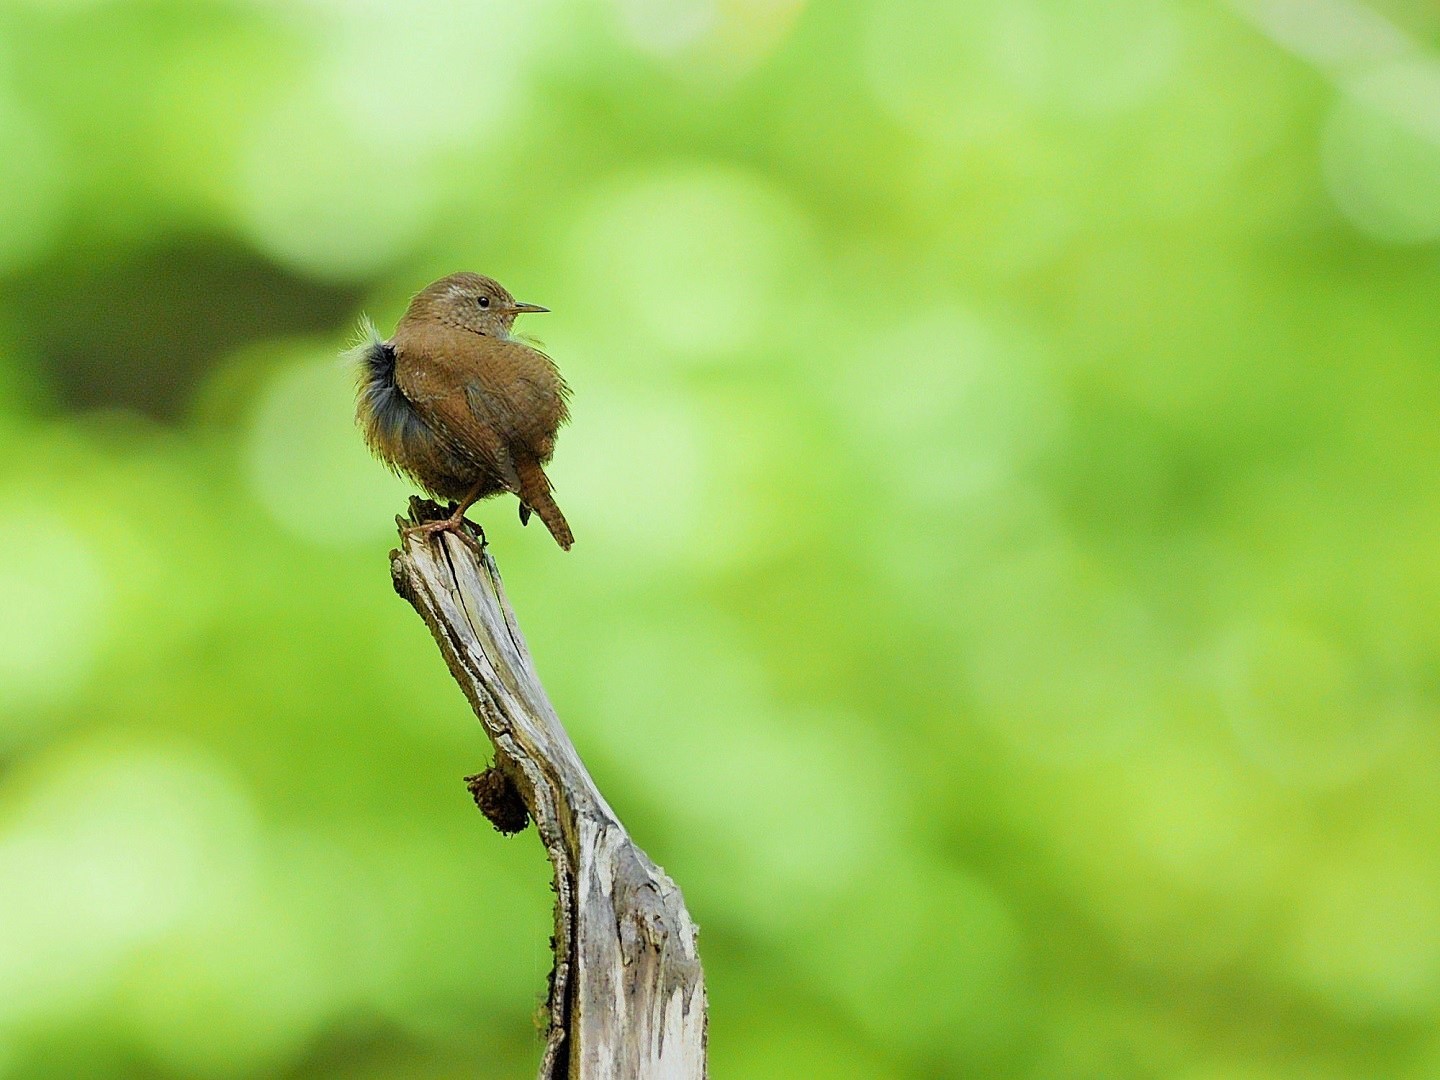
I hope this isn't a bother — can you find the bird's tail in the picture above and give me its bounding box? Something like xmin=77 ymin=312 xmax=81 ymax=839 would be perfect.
xmin=515 ymin=459 xmax=573 ymax=551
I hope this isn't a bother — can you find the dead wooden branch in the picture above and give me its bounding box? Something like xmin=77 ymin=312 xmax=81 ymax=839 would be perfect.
xmin=388 ymin=498 xmax=707 ymax=1079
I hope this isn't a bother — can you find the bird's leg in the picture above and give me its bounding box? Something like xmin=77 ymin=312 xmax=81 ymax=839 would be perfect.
xmin=402 ymin=483 xmax=488 ymax=552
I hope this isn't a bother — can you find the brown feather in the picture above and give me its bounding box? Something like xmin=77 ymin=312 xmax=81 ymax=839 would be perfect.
xmin=353 ymin=272 xmax=574 ymax=549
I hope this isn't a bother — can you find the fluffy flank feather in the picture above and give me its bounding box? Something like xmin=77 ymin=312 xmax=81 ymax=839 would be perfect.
xmin=341 ymin=315 xmax=384 ymax=367
xmin=347 ymin=316 xmax=431 ymax=482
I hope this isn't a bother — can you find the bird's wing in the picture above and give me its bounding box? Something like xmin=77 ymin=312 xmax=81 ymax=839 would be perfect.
xmin=395 ymin=342 xmax=520 ymax=490
xmin=469 ymin=337 xmax=571 ymax=456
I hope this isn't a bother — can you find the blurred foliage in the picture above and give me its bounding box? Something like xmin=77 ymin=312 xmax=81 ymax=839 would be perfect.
xmin=1 ymin=0 xmax=1439 ymax=1077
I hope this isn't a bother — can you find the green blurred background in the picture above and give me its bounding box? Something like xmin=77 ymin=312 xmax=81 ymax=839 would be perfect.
xmin=1 ymin=0 xmax=1438 ymax=1076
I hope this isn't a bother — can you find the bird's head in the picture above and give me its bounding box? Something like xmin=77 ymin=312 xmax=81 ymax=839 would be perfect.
xmin=405 ymin=272 xmax=548 ymax=337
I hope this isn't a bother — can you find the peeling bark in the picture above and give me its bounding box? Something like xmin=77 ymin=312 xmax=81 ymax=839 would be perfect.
xmin=389 ymin=499 xmax=707 ymax=1079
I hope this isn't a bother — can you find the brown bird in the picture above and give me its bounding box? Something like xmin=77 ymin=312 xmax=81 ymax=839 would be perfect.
xmin=349 ymin=272 xmax=573 ymax=549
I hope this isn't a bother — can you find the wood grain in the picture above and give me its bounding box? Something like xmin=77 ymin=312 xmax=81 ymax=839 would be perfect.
xmin=389 ymin=499 xmax=707 ymax=1079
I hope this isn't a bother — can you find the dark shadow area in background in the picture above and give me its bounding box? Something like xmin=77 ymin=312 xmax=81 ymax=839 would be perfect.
xmin=1 ymin=239 xmax=362 ymax=421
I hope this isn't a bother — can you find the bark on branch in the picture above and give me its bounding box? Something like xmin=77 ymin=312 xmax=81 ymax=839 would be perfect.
xmin=388 ymin=498 xmax=707 ymax=1079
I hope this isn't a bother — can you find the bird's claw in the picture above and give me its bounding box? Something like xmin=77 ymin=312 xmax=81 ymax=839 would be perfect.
xmin=402 ymin=515 xmax=486 ymax=554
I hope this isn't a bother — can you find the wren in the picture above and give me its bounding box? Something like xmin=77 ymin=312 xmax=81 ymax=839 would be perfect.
xmin=349 ymin=272 xmax=573 ymax=549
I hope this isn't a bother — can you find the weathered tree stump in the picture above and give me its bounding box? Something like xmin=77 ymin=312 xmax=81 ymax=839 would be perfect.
xmin=389 ymin=498 xmax=707 ymax=1079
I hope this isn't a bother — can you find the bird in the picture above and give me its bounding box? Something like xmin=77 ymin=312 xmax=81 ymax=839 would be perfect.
xmin=348 ymin=272 xmax=573 ymax=550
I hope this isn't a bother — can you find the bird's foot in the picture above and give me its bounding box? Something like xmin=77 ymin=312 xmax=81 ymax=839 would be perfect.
xmin=402 ymin=512 xmax=486 ymax=555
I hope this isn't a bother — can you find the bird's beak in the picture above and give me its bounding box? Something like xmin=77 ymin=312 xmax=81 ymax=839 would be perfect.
xmin=511 ymin=301 xmax=549 ymax=314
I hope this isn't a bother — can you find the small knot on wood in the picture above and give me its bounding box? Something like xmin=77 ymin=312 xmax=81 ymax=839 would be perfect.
xmin=465 ymin=766 xmax=530 ymax=835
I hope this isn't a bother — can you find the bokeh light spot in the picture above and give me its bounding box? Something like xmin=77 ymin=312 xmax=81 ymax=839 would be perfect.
xmin=1218 ymin=617 xmax=1411 ymax=788
xmin=835 ymin=307 xmax=1063 ymax=503
xmin=580 ymin=619 xmax=906 ymax=930
xmin=611 ymin=0 xmax=717 ymax=55
xmin=865 ymin=0 xmax=1179 ymax=141
xmin=965 ymin=543 xmax=1166 ymax=763
xmin=1287 ymin=841 xmax=1440 ymax=1019
xmin=559 ymin=384 xmax=706 ymax=559
xmin=988 ymin=0 xmax=1182 ymax=114
xmin=610 ymin=0 xmax=809 ymax=77
xmin=314 ymin=0 xmax=532 ymax=153
xmin=571 ymin=164 xmax=812 ymax=361
xmin=1323 ymin=60 xmax=1440 ymax=245
xmin=825 ymin=860 xmax=1027 ymax=1056
xmin=232 ymin=92 xmax=443 ymax=281
xmin=863 ymin=0 xmax=998 ymax=143
xmin=0 ymin=742 xmax=260 ymax=1025
xmin=245 ymin=343 xmax=413 ymax=545
xmin=0 ymin=91 xmax=65 ymax=272
xmin=0 ymin=514 xmax=109 ymax=724
xmin=123 ymin=894 xmax=328 ymax=1079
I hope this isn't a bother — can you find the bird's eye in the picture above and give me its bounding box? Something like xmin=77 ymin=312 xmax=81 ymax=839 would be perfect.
xmin=477 ymin=296 xmax=490 ymax=308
